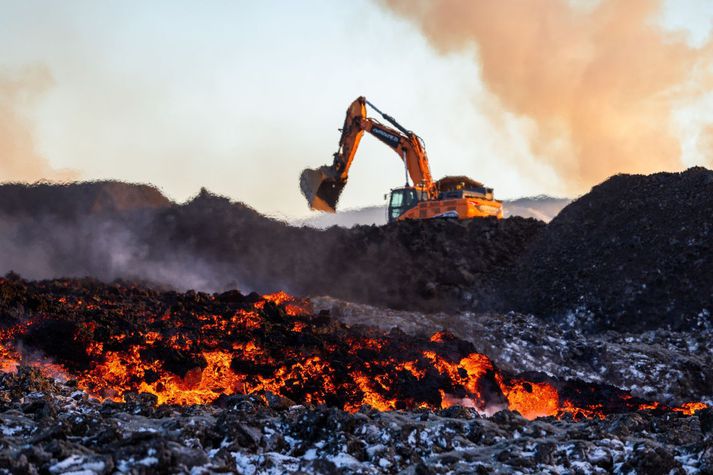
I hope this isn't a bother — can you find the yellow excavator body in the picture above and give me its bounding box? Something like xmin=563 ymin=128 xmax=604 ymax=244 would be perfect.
xmin=300 ymin=96 xmax=503 ymax=223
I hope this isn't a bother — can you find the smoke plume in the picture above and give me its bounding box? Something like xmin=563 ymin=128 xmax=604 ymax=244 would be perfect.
xmin=379 ymin=0 xmax=713 ymax=191
xmin=0 ymin=67 xmax=77 ymax=182
xmin=696 ymin=124 xmax=713 ymax=165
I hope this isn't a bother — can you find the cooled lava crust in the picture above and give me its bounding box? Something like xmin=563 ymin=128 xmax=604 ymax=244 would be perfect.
xmin=0 ymin=276 xmax=705 ymax=421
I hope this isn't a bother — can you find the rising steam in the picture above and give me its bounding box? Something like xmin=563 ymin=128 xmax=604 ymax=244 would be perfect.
xmin=697 ymin=123 xmax=713 ymax=161
xmin=0 ymin=66 xmax=77 ymax=182
xmin=378 ymin=0 xmax=713 ymax=191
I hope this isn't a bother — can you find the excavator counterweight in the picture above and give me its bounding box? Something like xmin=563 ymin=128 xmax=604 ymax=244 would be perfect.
xmin=300 ymin=96 xmax=503 ymax=222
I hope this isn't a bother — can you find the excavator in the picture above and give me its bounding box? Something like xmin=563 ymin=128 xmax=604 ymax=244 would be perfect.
xmin=300 ymin=96 xmax=503 ymax=223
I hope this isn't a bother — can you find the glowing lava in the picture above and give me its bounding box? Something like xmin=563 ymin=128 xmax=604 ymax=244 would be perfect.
xmin=0 ymin=277 xmax=707 ymax=420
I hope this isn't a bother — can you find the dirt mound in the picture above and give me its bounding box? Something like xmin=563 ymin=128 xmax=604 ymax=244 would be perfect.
xmin=0 ymin=180 xmax=170 ymax=217
xmin=138 ymin=192 xmax=543 ymax=310
xmin=0 ymin=183 xmax=543 ymax=311
xmin=508 ymin=167 xmax=713 ymax=331
xmin=310 ymin=217 xmax=540 ymax=310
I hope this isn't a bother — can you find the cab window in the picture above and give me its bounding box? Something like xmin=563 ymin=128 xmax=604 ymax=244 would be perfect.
xmin=389 ymin=189 xmax=419 ymax=222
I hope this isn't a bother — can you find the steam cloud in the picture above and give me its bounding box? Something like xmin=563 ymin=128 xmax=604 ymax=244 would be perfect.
xmin=697 ymin=123 xmax=713 ymax=160
xmin=379 ymin=0 xmax=713 ymax=191
xmin=0 ymin=67 xmax=77 ymax=182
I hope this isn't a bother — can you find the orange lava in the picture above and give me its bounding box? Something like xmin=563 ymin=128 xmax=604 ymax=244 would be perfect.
xmin=345 ymin=372 xmax=398 ymax=412
xmin=0 ymin=282 xmax=707 ymax=422
xmin=501 ymin=379 xmax=560 ymax=419
xmin=261 ymin=291 xmax=312 ymax=316
xmin=638 ymin=401 xmax=663 ymax=411
xmin=79 ymin=349 xmax=245 ymax=405
xmin=673 ymin=401 xmax=709 ymax=415
xmin=558 ymin=400 xmax=606 ymax=420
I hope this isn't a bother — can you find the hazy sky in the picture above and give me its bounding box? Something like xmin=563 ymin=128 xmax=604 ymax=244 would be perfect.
xmin=1 ymin=0 xmax=713 ymax=218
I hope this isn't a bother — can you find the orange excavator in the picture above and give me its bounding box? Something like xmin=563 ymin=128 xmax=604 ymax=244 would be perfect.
xmin=300 ymin=96 xmax=503 ymax=223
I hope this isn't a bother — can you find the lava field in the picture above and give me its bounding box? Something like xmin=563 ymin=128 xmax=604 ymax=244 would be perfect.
xmin=0 ymin=167 xmax=712 ymax=473
xmin=3 ymin=276 xmax=704 ymax=419
xmin=0 ymin=276 xmax=709 ymax=474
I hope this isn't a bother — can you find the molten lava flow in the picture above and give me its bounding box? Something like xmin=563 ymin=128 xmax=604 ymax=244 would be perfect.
xmin=80 ymin=349 xmax=245 ymax=405
xmin=0 ymin=322 xmax=71 ymax=379
xmin=346 ymin=372 xmax=398 ymax=412
xmin=500 ymin=379 xmax=560 ymax=420
xmin=0 ymin=277 xmax=708 ymax=420
xmin=638 ymin=401 xmax=662 ymax=411
xmin=672 ymin=402 xmax=708 ymax=416
xmin=260 ymin=291 xmax=312 ymax=316
xmin=558 ymin=400 xmax=606 ymax=420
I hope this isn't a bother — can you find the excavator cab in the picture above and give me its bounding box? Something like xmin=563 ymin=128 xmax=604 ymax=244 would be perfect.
xmin=387 ymin=187 xmax=420 ymax=223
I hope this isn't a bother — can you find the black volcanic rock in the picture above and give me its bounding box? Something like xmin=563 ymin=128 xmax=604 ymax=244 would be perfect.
xmin=507 ymin=167 xmax=713 ymax=331
xmin=0 ymin=368 xmax=709 ymax=474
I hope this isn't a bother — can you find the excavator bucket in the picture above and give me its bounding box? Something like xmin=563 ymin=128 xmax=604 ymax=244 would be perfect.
xmin=300 ymin=166 xmax=347 ymax=213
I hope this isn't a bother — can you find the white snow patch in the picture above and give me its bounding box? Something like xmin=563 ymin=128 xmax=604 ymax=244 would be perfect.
xmin=137 ymin=456 xmax=159 ymax=467
xmin=1 ymin=425 xmax=22 ymax=436
xmin=232 ymin=452 xmax=257 ymax=475
xmin=327 ymin=452 xmax=360 ymax=468
xmin=675 ymin=452 xmax=700 ymax=474
xmin=50 ymin=455 xmax=85 ymax=473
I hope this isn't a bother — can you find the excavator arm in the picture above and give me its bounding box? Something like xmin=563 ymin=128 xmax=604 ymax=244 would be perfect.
xmin=300 ymin=96 xmax=436 ymax=212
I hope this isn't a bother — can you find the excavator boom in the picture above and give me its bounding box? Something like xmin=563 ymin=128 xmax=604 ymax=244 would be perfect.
xmin=300 ymin=96 xmax=435 ymax=212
